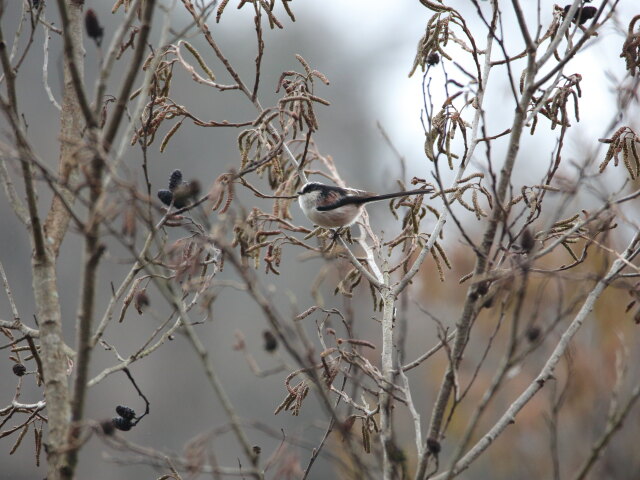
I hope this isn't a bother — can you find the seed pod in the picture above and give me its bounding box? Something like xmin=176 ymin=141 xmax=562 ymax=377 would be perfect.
xmin=115 ymin=405 xmax=136 ymax=420
xmin=426 ymin=437 xmax=441 ymax=454
xmin=520 ymin=228 xmax=535 ymax=253
xmin=168 ymin=169 xmax=183 ymax=191
xmin=526 ymin=326 xmax=541 ymax=343
xmin=134 ymin=289 xmax=149 ymax=314
xmin=112 ymin=417 xmax=133 ymax=431
xmin=427 ymin=52 xmax=440 ymax=66
xmin=157 ymin=189 xmax=173 ymax=206
xmin=263 ymin=330 xmax=278 ymax=352
xmin=85 ymin=9 xmax=104 ymax=46
xmin=563 ymin=5 xmax=597 ymax=25
xmin=476 ymin=280 xmax=490 ymax=296
xmin=12 ymin=363 xmax=27 ymax=376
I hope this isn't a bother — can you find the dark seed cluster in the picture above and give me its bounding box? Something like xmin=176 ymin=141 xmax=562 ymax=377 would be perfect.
xmin=426 ymin=52 xmax=440 ymax=66
xmin=426 ymin=437 xmax=441 ymax=454
xmin=116 ymin=405 xmax=136 ymax=420
xmin=520 ymin=228 xmax=535 ymax=253
xmin=168 ymin=169 xmax=183 ymax=191
xmin=112 ymin=405 xmax=136 ymax=431
xmin=85 ymin=9 xmax=104 ymax=47
xmin=112 ymin=416 xmax=133 ymax=431
xmin=157 ymin=189 xmax=174 ymax=206
xmin=526 ymin=325 xmax=541 ymax=343
xmin=263 ymin=330 xmax=278 ymax=352
xmin=563 ymin=5 xmax=597 ymax=25
xmin=157 ymin=169 xmax=200 ymax=209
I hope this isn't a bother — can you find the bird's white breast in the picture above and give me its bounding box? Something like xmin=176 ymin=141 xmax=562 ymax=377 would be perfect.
xmin=298 ymin=191 xmax=362 ymax=228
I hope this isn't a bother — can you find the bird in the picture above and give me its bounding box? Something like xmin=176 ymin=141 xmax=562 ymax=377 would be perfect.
xmin=297 ymin=181 xmax=433 ymax=228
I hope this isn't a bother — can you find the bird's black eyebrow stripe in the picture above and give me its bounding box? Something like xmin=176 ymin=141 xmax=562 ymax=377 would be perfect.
xmin=300 ymin=183 xmax=350 ymax=195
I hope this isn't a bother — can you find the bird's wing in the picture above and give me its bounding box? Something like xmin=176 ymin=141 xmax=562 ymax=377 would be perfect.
xmin=317 ymin=193 xmax=370 ymax=211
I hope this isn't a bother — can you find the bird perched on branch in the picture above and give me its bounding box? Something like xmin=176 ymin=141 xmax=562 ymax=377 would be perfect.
xmin=297 ymin=181 xmax=433 ymax=228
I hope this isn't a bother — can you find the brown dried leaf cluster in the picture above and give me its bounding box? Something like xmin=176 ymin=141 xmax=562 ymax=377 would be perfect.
xmin=621 ymin=15 xmax=640 ymax=76
xmin=409 ymin=13 xmax=454 ymax=77
xmin=216 ymin=0 xmax=296 ymax=27
xmin=599 ymin=126 xmax=640 ymax=180
xmin=529 ymin=73 xmax=582 ymax=132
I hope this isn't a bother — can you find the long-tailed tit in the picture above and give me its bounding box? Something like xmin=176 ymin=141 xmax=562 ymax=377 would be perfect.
xmin=297 ymin=182 xmax=433 ymax=228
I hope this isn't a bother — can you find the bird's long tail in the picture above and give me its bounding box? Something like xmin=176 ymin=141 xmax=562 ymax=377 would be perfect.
xmin=317 ymin=188 xmax=433 ymax=211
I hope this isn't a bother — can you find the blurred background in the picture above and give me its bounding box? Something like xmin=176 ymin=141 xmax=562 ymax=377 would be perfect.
xmin=1 ymin=1 xmax=639 ymax=479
